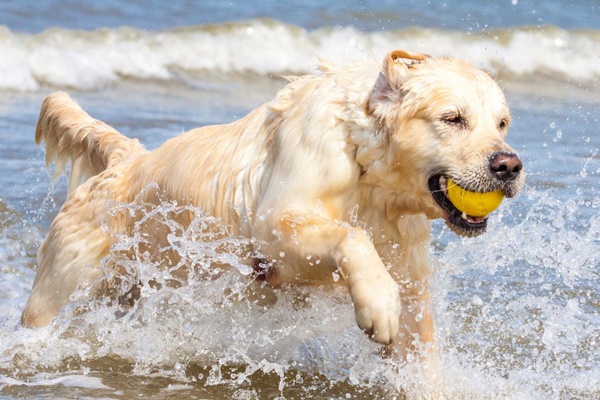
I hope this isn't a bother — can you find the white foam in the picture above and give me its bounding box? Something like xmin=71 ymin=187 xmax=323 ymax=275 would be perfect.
xmin=0 ymin=21 xmax=598 ymax=91
xmin=0 ymin=374 xmax=111 ymax=389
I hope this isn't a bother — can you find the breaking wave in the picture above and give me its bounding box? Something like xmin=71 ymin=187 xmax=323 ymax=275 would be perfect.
xmin=0 ymin=19 xmax=599 ymax=91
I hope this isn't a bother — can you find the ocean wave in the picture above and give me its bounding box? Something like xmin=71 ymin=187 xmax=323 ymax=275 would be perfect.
xmin=0 ymin=19 xmax=598 ymax=91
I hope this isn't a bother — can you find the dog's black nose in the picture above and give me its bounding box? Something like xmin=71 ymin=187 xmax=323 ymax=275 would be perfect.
xmin=490 ymin=152 xmax=523 ymax=181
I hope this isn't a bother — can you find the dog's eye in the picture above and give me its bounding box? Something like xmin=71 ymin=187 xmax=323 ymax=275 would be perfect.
xmin=498 ymin=119 xmax=508 ymax=130
xmin=442 ymin=113 xmax=465 ymax=127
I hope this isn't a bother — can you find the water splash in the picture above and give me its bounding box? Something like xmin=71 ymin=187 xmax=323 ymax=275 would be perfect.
xmin=432 ymin=186 xmax=600 ymax=398
xmin=0 ymin=185 xmax=598 ymax=398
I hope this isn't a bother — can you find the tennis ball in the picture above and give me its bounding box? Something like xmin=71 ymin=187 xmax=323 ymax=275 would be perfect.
xmin=446 ymin=178 xmax=504 ymax=217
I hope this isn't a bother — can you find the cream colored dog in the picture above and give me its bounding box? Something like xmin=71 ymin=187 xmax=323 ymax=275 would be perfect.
xmin=21 ymin=50 xmax=524 ymax=357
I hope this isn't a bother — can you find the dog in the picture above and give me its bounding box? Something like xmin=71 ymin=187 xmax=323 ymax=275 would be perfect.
xmin=21 ymin=50 xmax=524 ymax=358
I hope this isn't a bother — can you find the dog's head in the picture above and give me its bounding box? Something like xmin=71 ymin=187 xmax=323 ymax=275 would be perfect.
xmin=365 ymin=50 xmax=525 ymax=237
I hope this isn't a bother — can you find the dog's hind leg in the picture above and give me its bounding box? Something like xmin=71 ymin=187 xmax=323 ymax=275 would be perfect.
xmin=22 ymin=92 xmax=142 ymax=328
xmin=21 ymin=179 xmax=111 ymax=328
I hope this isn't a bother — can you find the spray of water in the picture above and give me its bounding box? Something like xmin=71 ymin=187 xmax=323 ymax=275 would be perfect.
xmin=0 ymin=184 xmax=598 ymax=398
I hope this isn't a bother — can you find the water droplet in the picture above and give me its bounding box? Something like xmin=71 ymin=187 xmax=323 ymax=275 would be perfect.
xmin=472 ymin=295 xmax=484 ymax=307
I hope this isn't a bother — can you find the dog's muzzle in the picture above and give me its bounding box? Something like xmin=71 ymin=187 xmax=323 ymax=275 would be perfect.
xmin=428 ymin=152 xmax=524 ymax=237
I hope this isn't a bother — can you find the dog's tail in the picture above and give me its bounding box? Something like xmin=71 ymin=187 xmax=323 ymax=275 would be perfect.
xmin=35 ymin=92 xmax=146 ymax=195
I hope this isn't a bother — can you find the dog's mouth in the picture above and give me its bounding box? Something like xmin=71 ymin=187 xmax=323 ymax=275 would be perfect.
xmin=428 ymin=174 xmax=488 ymax=237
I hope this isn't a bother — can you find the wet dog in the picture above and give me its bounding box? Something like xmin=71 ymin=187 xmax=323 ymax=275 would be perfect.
xmin=21 ymin=50 xmax=524 ymax=358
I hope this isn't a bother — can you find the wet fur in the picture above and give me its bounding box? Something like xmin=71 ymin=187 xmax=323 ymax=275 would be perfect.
xmin=21 ymin=50 xmax=523 ymax=358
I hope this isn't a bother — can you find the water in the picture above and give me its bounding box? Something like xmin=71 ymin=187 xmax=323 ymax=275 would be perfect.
xmin=0 ymin=1 xmax=599 ymax=398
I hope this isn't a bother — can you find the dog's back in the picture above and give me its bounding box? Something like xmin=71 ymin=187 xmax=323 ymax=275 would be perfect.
xmin=115 ymin=106 xmax=276 ymax=235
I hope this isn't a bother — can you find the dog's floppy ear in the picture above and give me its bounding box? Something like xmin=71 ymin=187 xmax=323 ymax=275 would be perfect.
xmin=383 ymin=50 xmax=429 ymax=89
xmin=368 ymin=50 xmax=429 ymax=116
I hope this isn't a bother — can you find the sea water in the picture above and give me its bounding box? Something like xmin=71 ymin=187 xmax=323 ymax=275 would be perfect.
xmin=0 ymin=1 xmax=598 ymax=399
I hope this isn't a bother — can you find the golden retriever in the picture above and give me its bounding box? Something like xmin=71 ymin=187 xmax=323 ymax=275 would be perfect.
xmin=21 ymin=50 xmax=524 ymax=358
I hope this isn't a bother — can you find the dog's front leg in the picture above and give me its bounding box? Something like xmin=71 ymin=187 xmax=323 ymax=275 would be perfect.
xmin=379 ymin=214 xmax=436 ymax=359
xmin=270 ymin=213 xmax=402 ymax=345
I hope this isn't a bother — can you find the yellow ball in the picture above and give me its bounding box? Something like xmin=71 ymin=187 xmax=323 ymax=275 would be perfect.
xmin=446 ymin=178 xmax=504 ymax=217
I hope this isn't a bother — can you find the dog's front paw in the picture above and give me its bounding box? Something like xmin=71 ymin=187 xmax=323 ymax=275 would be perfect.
xmin=350 ymin=276 xmax=401 ymax=345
